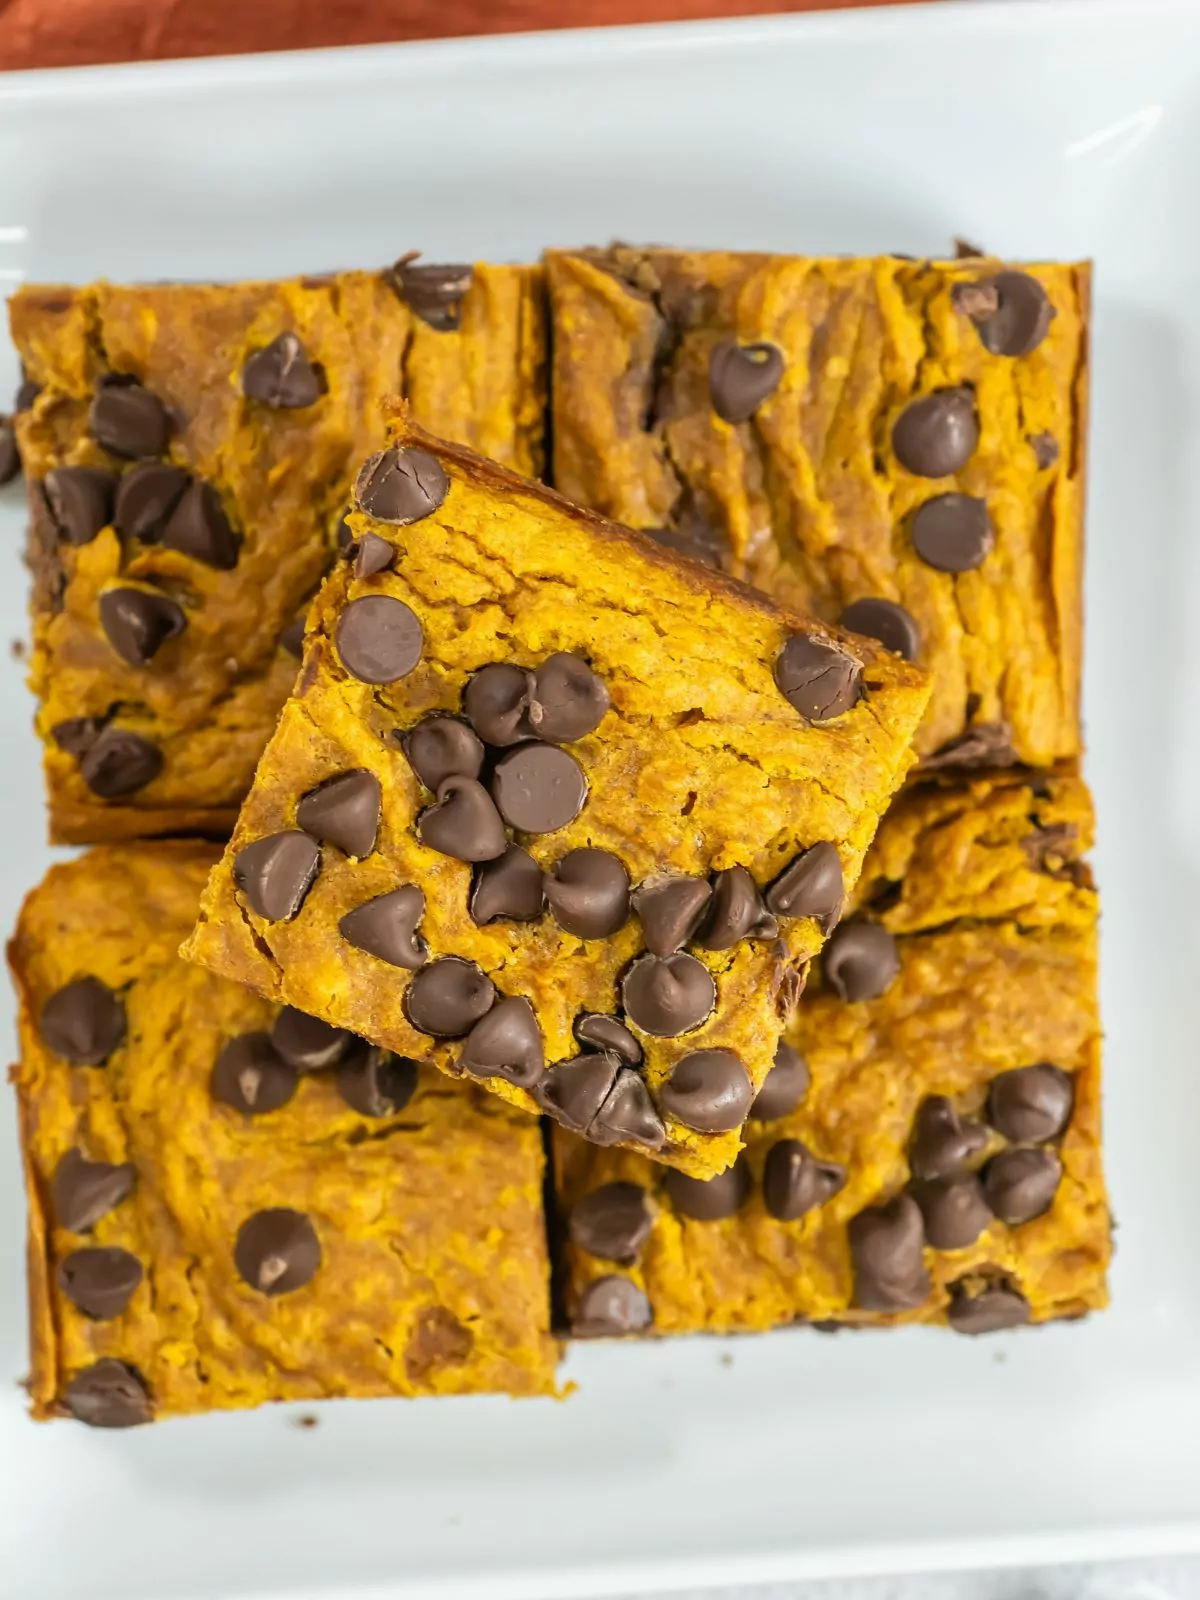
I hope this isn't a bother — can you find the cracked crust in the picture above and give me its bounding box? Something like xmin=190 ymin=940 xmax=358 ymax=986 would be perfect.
xmin=9 ymin=844 xmax=558 ymax=1418
xmin=553 ymin=772 xmax=1109 ymax=1333
xmin=184 ymin=405 xmax=931 ymax=1180
xmin=10 ymin=265 xmax=546 ymax=843
xmin=546 ymin=246 xmax=1088 ymax=766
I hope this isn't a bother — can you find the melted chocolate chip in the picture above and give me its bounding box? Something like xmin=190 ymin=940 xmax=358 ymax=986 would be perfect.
xmin=79 ymin=728 xmax=162 ymax=798
xmin=592 ymin=1069 xmax=666 ymax=1150
xmin=234 ymin=831 xmax=320 ymax=921
xmin=621 ymin=952 xmax=716 ymax=1037
xmin=660 ymin=1049 xmax=753 ymax=1133
xmin=401 ymin=715 xmax=485 ymax=791
xmin=64 ymin=1360 xmax=151 ymax=1428
xmin=458 ymin=995 xmax=545 ymax=1090
xmin=51 ymin=1149 xmax=136 ymax=1233
xmin=406 ymin=957 xmax=495 ymax=1037
xmin=947 ymin=1280 xmax=1031 ymax=1335
xmin=0 ymin=420 xmax=16 ymax=484
xmin=569 ymin=1181 xmax=654 ymax=1262
xmin=695 ymin=866 xmax=777 ymax=949
xmin=491 ymin=743 xmax=587 ymax=833
xmin=750 ymin=1040 xmax=810 ymax=1120
xmin=113 ymin=461 xmax=188 ymax=541
xmin=271 ymin=1007 xmax=356 ymax=1072
xmin=43 ymin=465 xmax=116 ymax=546
xmin=545 ymin=849 xmax=631 ymax=938
xmin=463 ymin=664 xmax=536 ymax=746
xmin=40 ymin=977 xmax=125 ymax=1065
xmin=574 ymin=1013 xmax=642 ymax=1065
xmin=297 ymin=769 xmax=381 ymax=858
xmin=983 ymin=1148 xmax=1062 ymax=1225
xmin=336 ymin=1049 xmax=418 ymax=1117
xmin=90 ymin=379 xmax=169 ymax=458
xmin=920 ymin=721 xmax=1016 ymax=773
xmin=50 ymin=716 xmax=108 ymax=758
xmin=955 ymin=271 xmax=1054 ymax=357
xmin=339 ymin=885 xmax=427 ymax=969
xmin=211 ymin=1032 xmax=298 ymax=1113
xmin=824 ymin=922 xmax=899 ymax=1003
xmin=98 ymin=587 xmax=186 ymax=666
xmin=664 ymin=1157 xmax=751 ymax=1221
xmin=909 ymin=1096 xmax=989 ymax=1180
xmin=527 ymin=652 xmax=611 ymax=742
xmin=160 ymin=480 xmax=239 ymax=569
xmin=839 ymin=597 xmax=920 ymax=662
xmin=763 ymin=1139 xmax=846 ymax=1221
xmin=354 ymin=446 xmax=448 ymax=524
xmin=390 ymin=255 xmax=473 ymax=331
xmin=57 ymin=1246 xmax=143 ymax=1319
xmin=764 ymin=842 xmax=844 ymax=929
xmin=774 ymin=634 xmax=861 ymax=721
xmin=911 ymin=1173 xmax=993 ymax=1249
xmin=1030 ymin=431 xmax=1059 ymax=470
xmin=892 ymin=388 xmax=978 ymax=477
xmin=987 ymin=1064 xmax=1074 ymax=1143
xmin=910 ymin=493 xmax=993 ymax=572
xmin=336 ymin=595 xmax=423 ymax=684
xmin=708 ymin=337 xmax=785 ymax=423
xmin=234 ymin=1208 xmax=321 ymax=1294
xmin=418 ymin=775 xmax=507 ymax=862
xmin=242 ymin=332 xmax=322 ymax=408
xmin=572 ymin=1275 xmax=653 ymax=1337
xmin=633 ymin=873 xmax=712 ymax=956
xmin=469 ymin=846 xmax=544 ymax=925
xmin=848 ymin=1193 xmax=931 ymax=1311
xmin=541 ymin=1052 xmax=618 ymax=1134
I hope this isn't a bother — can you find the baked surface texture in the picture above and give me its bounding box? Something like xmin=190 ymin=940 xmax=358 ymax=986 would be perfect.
xmin=553 ymin=770 xmax=1108 ymax=1335
xmin=183 ymin=406 xmax=930 ymax=1180
xmin=546 ymin=246 xmax=1088 ymax=766
xmin=11 ymin=262 xmax=546 ymax=843
xmin=10 ymin=843 xmax=557 ymax=1424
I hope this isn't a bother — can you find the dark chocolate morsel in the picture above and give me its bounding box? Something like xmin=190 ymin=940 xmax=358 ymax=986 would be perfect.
xmin=40 ymin=977 xmax=125 ymax=1065
xmin=64 ymin=1360 xmax=151 ymax=1428
xmin=708 ymin=337 xmax=785 ymax=424
xmin=839 ymin=597 xmax=920 ymax=662
xmin=90 ymin=379 xmax=169 ymax=458
xmin=79 ymin=728 xmax=162 ymax=798
xmin=469 ymin=845 xmax=544 ymax=925
xmin=695 ymin=866 xmax=777 ymax=950
xmin=750 ymin=1040 xmax=810 ymax=1120
xmin=389 ymin=255 xmax=474 ymax=331
xmin=51 ymin=1149 xmax=136 ymax=1233
xmin=233 ymin=831 xmax=320 ymax=921
xmin=57 ymin=1246 xmax=143 ymax=1320
xmin=296 ymin=769 xmax=381 ymax=858
xmin=527 ymin=651 xmax=611 ymax=742
xmin=405 ymin=957 xmax=495 ymax=1037
xmin=0 ymin=419 xmax=16 ymax=485
xmin=354 ymin=446 xmax=448 ymax=525
xmin=418 ymin=775 xmax=507 ymax=863
xmin=463 ymin=663 xmax=536 ymax=746
xmin=569 ymin=1181 xmax=654 ymax=1262
xmin=644 ymin=522 xmax=726 ymax=569
xmin=591 ymin=1068 xmax=666 ymax=1150
xmin=336 ymin=1048 xmax=418 ymax=1117
xmin=572 ymin=1275 xmax=653 ymax=1337
xmin=113 ymin=461 xmax=189 ymax=541
xmin=540 ymin=1052 xmax=619 ymax=1135
xmin=401 ymin=715 xmax=485 ymax=791
xmin=336 ymin=595 xmax=423 ymax=684
xmin=352 ymin=531 xmax=395 ymax=578
xmin=458 ymin=995 xmax=545 ymax=1090
xmin=491 ymin=743 xmax=587 ymax=834
xmin=336 ymin=511 xmax=355 ymax=553
xmin=545 ymin=848 xmax=631 ymax=938
xmin=241 ymin=332 xmax=322 ymax=408
xmin=660 ymin=1049 xmax=753 ymax=1133
xmin=50 ymin=716 xmax=108 ymax=758
xmin=1030 ymin=432 xmax=1059 ymax=470
xmin=774 ymin=634 xmax=861 ymax=721
xmin=983 ymin=1148 xmax=1062 ymax=1225
xmin=919 ymin=721 xmax=1017 ymax=773
xmin=574 ymin=1012 xmax=642 ymax=1065
xmin=909 ymin=1095 xmax=989 ymax=1180
xmin=910 ymin=493 xmax=993 ymax=572
xmin=211 ymin=1032 xmax=298 ymax=1113
xmin=763 ymin=1139 xmax=846 ymax=1221
xmin=339 ymin=885 xmax=427 ymax=969
xmin=633 ymin=874 xmax=712 ymax=956
xmin=270 ymin=1007 xmax=355 ymax=1072
xmin=664 ymin=1156 xmax=751 ymax=1221
xmin=956 ymin=270 xmax=1054 ymax=357
xmin=848 ymin=1193 xmax=931 ymax=1311
xmin=621 ymin=952 xmax=716 ymax=1037
xmin=911 ymin=1173 xmax=993 ymax=1250
xmin=15 ymin=373 xmax=40 ymax=413
xmin=99 ymin=587 xmax=186 ymax=666
xmin=234 ymin=1208 xmax=321 ymax=1295
xmin=824 ymin=921 xmax=899 ymax=1003
xmin=947 ymin=1280 xmax=1032 ymax=1335
xmin=892 ymin=388 xmax=978 ymax=477
xmin=44 ymin=465 xmax=117 ymax=546
xmin=764 ymin=841 xmax=844 ymax=928
xmin=987 ymin=1064 xmax=1074 ymax=1144
xmin=160 ymin=480 xmax=239 ymax=569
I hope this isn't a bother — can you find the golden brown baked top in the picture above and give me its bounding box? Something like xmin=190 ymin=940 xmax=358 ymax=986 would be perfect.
xmin=553 ymin=772 xmax=1108 ymax=1336
xmin=183 ymin=406 xmax=930 ymax=1180
xmin=10 ymin=261 xmax=546 ymax=843
xmin=9 ymin=842 xmax=557 ymax=1424
xmin=546 ymin=246 xmax=1088 ymax=767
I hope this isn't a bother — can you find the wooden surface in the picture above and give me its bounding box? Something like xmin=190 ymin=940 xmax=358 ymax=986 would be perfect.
xmin=0 ymin=0 xmax=925 ymax=72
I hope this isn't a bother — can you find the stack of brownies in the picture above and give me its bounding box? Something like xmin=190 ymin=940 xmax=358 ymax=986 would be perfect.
xmin=4 ymin=245 xmax=1109 ymax=1428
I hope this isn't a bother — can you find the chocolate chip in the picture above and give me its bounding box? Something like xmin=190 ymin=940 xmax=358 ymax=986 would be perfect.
xmin=848 ymin=1193 xmax=931 ymax=1311
xmin=892 ymin=388 xmax=978 ymax=478
xmin=211 ymin=1032 xmax=298 ymax=1113
xmin=765 ymin=842 xmax=845 ymax=929
xmin=339 ymin=885 xmax=427 ymax=969
xmin=665 ymin=1157 xmax=751 ymax=1221
xmin=956 ymin=271 xmax=1054 ymax=357
xmin=406 ymin=957 xmax=495 ymax=1037
xmin=50 ymin=716 xmax=108 ymax=758
xmin=336 ymin=511 xmax=355 ymax=553
xmin=336 ymin=595 xmax=423 ymax=684
xmin=569 ymin=1181 xmax=654 ymax=1262
xmin=0 ymin=420 xmax=17 ymax=485
xmin=297 ymin=769 xmax=381 ymax=858
xmin=57 ymin=1246 xmax=143 ymax=1320
xmin=492 ymin=743 xmax=587 ymax=834
xmin=390 ymin=255 xmax=473 ymax=331
xmin=469 ymin=846 xmax=544 ymax=925
xmin=161 ymin=480 xmax=239 ymax=569
xmin=621 ymin=952 xmax=715 ymax=1037
xmin=947 ymin=1280 xmax=1031 ymax=1335
xmin=40 ymin=977 xmax=125 ymax=1065
xmin=241 ymin=332 xmax=322 ymax=408
xmin=1031 ymin=432 xmax=1059 ymax=469
xmin=271 ymin=1007 xmax=356 ymax=1072
xmin=644 ymin=522 xmax=725 ymax=568
xmin=90 ymin=379 xmax=169 ymax=458
xmin=694 ymin=867 xmax=777 ymax=950
xmin=910 ymin=493 xmax=993 ymax=572
xmin=51 ymin=1149 xmax=135 ymax=1233
xmin=572 ymin=1275 xmax=653 ymax=1337
xmin=79 ymin=728 xmax=162 ymax=797
xmin=824 ymin=922 xmax=899 ymax=1003
xmin=839 ymin=597 xmax=920 ymax=662
xmin=774 ymin=634 xmax=861 ymax=720
xmin=464 ymin=664 xmax=537 ymax=746
xmin=418 ymin=775 xmax=507 ymax=862
xmin=458 ymin=995 xmax=545 ymax=1090
xmin=401 ymin=715 xmax=485 ymax=791
xmin=909 ymin=1096 xmax=989 ymax=1180
xmin=336 ymin=1048 xmax=418 ymax=1117
xmin=113 ymin=461 xmax=189 ymax=541
xmin=633 ymin=873 xmax=712 ymax=956
xmin=15 ymin=373 xmax=40 ymax=413
xmin=661 ymin=1049 xmax=752 ymax=1132
xmin=987 ymin=1064 xmax=1074 ymax=1143
xmin=98 ymin=587 xmax=186 ymax=666
xmin=235 ymin=1208 xmax=321 ymax=1295
xmin=545 ymin=849 xmax=631 ymax=938
xmin=541 ymin=1052 xmax=618 ymax=1134
xmin=708 ymin=337 xmax=785 ymax=423
xmin=750 ymin=1040 xmax=810 ymax=1120
xmin=354 ymin=446 xmax=449 ymax=524
xmin=527 ymin=652 xmax=611 ymax=742
xmin=592 ymin=1069 xmax=666 ymax=1150
xmin=920 ymin=721 xmax=1016 ymax=772
xmin=574 ymin=1013 xmax=642 ymax=1065
xmin=43 ymin=465 xmax=116 ymax=545
xmin=983 ymin=1148 xmax=1062 ymax=1225
xmin=911 ymin=1173 xmax=993 ymax=1249
xmin=352 ymin=531 xmax=395 ymax=578
xmin=233 ymin=831 xmax=321 ymax=921
xmin=281 ymin=614 xmax=306 ymax=658
xmin=763 ymin=1139 xmax=846 ymax=1220
xmin=64 ymin=1360 xmax=151 ymax=1428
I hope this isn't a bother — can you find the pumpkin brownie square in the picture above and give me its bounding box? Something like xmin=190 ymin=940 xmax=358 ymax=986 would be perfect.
xmin=10 ymin=257 xmax=545 ymax=843
xmin=546 ymin=245 xmax=1088 ymax=768
xmin=553 ymin=770 xmax=1109 ymax=1337
xmin=8 ymin=842 xmax=557 ymax=1426
xmin=183 ymin=405 xmax=930 ymax=1181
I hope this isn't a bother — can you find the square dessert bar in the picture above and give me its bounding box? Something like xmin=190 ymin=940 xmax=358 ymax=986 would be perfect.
xmin=547 ymin=245 xmax=1088 ymax=768
xmin=10 ymin=257 xmax=545 ymax=843
xmin=183 ymin=406 xmax=930 ymax=1181
xmin=553 ymin=770 xmax=1109 ymax=1337
xmin=10 ymin=843 xmax=557 ymax=1425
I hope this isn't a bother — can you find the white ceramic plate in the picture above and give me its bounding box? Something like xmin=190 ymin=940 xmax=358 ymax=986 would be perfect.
xmin=2 ymin=2 xmax=1199 ymax=1595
